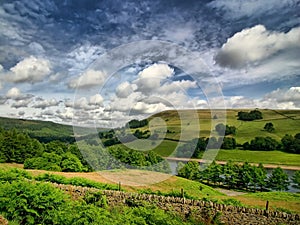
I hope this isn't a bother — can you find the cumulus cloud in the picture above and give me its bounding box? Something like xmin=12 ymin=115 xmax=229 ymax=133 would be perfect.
xmin=89 ymin=94 xmax=103 ymax=106
xmin=11 ymin=99 xmax=32 ymax=108
xmin=6 ymin=87 xmax=33 ymax=100
xmin=215 ymin=25 xmax=300 ymax=68
xmin=8 ymin=56 xmax=51 ymax=83
xmin=32 ymin=98 xmax=60 ymax=109
xmin=116 ymin=81 xmax=137 ymax=98
xmin=68 ymin=69 xmax=107 ymax=89
xmin=264 ymin=87 xmax=300 ymax=105
xmin=65 ymin=94 xmax=104 ymax=110
xmin=134 ymin=63 xmax=174 ymax=94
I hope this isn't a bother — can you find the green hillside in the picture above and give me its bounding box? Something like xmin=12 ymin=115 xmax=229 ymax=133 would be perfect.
xmin=0 ymin=117 xmax=75 ymax=143
xmin=146 ymin=109 xmax=300 ymax=144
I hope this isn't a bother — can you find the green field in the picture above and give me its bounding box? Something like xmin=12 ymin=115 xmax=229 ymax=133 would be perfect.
xmin=215 ymin=150 xmax=300 ymax=166
xmin=147 ymin=109 xmax=300 ymax=144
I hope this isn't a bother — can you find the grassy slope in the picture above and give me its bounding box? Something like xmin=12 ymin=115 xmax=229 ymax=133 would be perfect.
xmin=215 ymin=150 xmax=300 ymax=166
xmin=125 ymin=109 xmax=300 ymax=165
xmin=0 ymin=116 xmax=74 ymax=139
xmin=147 ymin=109 xmax=300 ymax=144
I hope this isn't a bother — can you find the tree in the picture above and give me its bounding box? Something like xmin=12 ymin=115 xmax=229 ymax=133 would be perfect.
xmin=244 ymin=136 xmax=279 ymax=151
xmin=264 ymin=122 xmax=275 ymax=132
xmin=215 ymin=123 xmax=237 ymax=136
xmin=206 ymin=161 xmax=223 ymax=185
xmin=251 ymin=163 xmax=267 ymax=191
xmin=292 ymin=171 xmax=300 ymax=189
xmin=268 ymin=167 xmax=290 ymax=191
xmin=281 ymin=134 xmax=300 ymax=154
xmin=223 ymin=161 xmax=239 ymax=189
xmin=177 ymin=161 xmax=199 ymax=180
xmin=237 ymin=110 xmax=263 ymax=121
xmin=61 ymin=152 xmax=83 ymax=172
xmin=236 ymin=162 xmax=253 ymax=190
xmin=221 ymin=137 xmax=236 ymax=149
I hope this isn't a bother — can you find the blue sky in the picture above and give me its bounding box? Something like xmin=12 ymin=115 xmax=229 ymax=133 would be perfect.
xmin=0 ymin=0 xmax=299 ymax=127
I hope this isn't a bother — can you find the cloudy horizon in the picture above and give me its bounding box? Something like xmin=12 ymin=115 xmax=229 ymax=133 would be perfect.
xmin=0 ymin=0 xmax=299 ymax=127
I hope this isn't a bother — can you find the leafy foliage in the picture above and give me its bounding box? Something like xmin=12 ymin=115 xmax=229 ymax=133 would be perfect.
xmin=243 ymin=136 xmax=279 ymax=151
xmin=268 ymin=167 xmax=290 ymax=191
xmin=264 ymin=122 xmax=275 ymax=132
xmin=237 ymin=110 xmax=263 ymax=121
xmin=0 ymin=172 xmax=196 ymax=225
xmin=292 ymin=171 xmax=300 ymax=189
xmin=178 ymin=161 xmax=290 ymax=192
xmin=281 ymin=133 xmax=300 ymax=154
xmin=215 ymin=123 xmax=236 ymax=136
xmin=126 ymin=119 xmax=148 ymax=129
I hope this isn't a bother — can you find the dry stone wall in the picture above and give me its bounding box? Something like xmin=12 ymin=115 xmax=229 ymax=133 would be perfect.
xmin=53 ymin=183 xmax=300 ymax=225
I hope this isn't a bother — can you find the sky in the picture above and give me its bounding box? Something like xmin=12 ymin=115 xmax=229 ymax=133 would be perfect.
xmin=0 ymin=0 xmax=300 ymax=127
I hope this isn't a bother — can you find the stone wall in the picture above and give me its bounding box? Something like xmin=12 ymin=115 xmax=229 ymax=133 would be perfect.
xmin=53 ymin=183 xmax=300 ymax=225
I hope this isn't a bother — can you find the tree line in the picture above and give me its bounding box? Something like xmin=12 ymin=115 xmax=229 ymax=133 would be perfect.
xmin=177 ymin=161 xmax=299 ymax=192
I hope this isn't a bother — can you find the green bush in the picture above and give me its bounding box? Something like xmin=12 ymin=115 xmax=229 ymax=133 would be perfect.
xmin=0 ymin=168 xmax=32 ymax=183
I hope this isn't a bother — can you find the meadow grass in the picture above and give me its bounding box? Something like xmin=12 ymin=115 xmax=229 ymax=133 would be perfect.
xmin=215 ymin=150 xmax=300 ymax=166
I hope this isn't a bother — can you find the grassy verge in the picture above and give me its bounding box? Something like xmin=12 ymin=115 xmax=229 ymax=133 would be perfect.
xmin=233 ymin=192 xmax=300 ymax=214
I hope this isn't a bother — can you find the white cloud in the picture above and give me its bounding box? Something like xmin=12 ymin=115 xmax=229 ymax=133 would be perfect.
xmin=89 ymin=94 xmax=103 ymax=106
xmin=6 ymin=87 xmax=33 ymax=100
xmin=134 ymin=63 xmax=174 ymax=94
xmin=68 ymin=69 xmax=107 ymax=89
xmin=264 ymin=87 xmax=300 ymax=104
xmin=138 ymin=63 xmax=174 ymax=79
xmin=11 ymin=99 xmax=32 ymax=108
xmin=8 ymin=56 xmax=51 ymax=83
xmin=32 ymin=98 xmax=60 ymax=109
xmin=116 ymin=81 xmax=137 ymax=98
xmin=6 ymin=87 xmax=21 ymax=99
xmin=215 ymin=25 xmax=300 ymax=68
xmin=157 ymin=80 xmax=197 ymax=94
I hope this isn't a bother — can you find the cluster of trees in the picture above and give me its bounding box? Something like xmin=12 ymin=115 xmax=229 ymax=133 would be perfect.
xmin=100 ymin=128 xmax=155 ymax=147
xmin=126 ymin=119 xmax=149 ymax=129
xmin=24 ymin=152 xmax=84 ymax=172
xmin=243 ymin=136 xmax=279 ymax=151
xmin=0 ymin=128 xmax=91 ymax=172
xmin=281 ymin=133 xmax=300 ymax=154
xmin=78 ymin=143 xmax=171 ymax=173
xmin=0 ymin=128 xmax=43 ymax=163
xmin=176 ymin=137 xmax=237 ymax=158
xmin=237 ymin=110 xmax=263 ymax=121
xmin=0 ymin=169 xmax=193 ymax=225
xmin=177 ymin=161 xmax=292 ymax=191
xmin=215 ymin=123 xmax=236 ymax=136
xmin=175 ymin=134 xmax=300 ymax=156
xmin=242 ymin=133 xmax=300 ymax=153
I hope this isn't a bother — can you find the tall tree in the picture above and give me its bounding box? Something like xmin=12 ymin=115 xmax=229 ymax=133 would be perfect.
xmin=292 ymin=171 xmax=300 ymax=189
xmin=268 ymin=167 xmax=290 ymax=191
